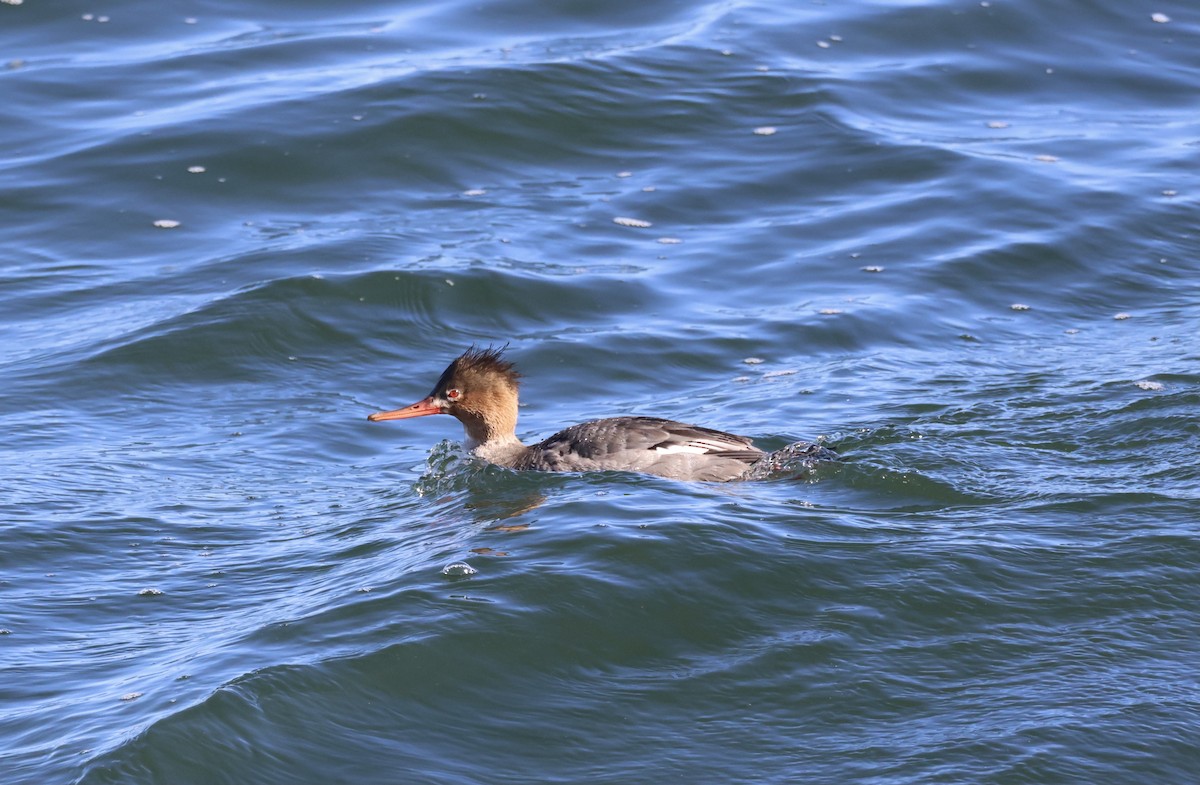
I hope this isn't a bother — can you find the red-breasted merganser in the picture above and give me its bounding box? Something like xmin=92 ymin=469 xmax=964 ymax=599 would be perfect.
xmin=368 ymin=347 xmax=829 ymax=482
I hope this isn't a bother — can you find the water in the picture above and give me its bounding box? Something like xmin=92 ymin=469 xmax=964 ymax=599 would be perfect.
xmin=3 ymin=0 xmax=1199 ymax=782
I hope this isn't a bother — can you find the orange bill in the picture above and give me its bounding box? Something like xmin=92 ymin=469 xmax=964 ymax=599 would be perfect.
xmin=367 ymin=396 xmax=443 ymax=422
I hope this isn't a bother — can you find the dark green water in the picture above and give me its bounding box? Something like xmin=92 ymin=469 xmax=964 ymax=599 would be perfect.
xmin=3 ymin=1 xmax=1199 ymax=783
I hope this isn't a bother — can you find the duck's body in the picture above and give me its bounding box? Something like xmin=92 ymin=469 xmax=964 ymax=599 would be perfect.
xmin=368 ymin=347 xmax=826 ymax=482
xmin=505 ymin=416 xmax=765 ymax=482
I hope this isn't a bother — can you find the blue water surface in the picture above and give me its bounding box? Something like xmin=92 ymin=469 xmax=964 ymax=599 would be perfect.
xmin=2 ymin=1 xmax=1199 ymax=783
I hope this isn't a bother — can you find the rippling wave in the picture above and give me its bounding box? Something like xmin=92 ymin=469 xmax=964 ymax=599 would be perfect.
xmin=3 ymin=0 xmax=1199 ymax=783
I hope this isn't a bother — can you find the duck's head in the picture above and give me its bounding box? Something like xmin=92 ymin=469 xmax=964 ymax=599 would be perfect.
xmin=368 ymin=346 xmax=522 ymax=445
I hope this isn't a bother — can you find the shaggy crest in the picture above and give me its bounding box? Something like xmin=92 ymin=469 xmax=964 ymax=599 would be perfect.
xmin=436 ymin=345 xmax=521 ymax=390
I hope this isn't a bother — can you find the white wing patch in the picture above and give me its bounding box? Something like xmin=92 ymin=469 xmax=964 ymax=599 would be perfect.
xmin=653 ymin=439 xmax=739 ymax=455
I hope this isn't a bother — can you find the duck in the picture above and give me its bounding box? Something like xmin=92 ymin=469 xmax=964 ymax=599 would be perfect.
xmin=367 ymin=346 xmax=830 ymax=481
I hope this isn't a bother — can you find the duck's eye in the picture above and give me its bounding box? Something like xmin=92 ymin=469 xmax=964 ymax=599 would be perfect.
xmin=446 ymin=388 xmax=462 ymax=400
